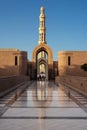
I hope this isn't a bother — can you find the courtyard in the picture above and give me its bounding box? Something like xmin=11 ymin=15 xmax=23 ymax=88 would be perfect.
xmin=0 ymin=81 xmax=87 ymax=130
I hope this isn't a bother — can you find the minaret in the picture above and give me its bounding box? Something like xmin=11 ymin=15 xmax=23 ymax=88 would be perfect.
xmin=38 ymin=6 xmax=46 ymax=44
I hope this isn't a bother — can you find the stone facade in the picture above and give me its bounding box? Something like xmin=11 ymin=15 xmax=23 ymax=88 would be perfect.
xmin=57 ymin=51 xmax=87 ymax=96
xmin=0 ymin=49 xmax=27 ymax=77
xmin=32 ymin=43 xmax=54 ymax=80
xmin=55 ymin=75 xmax=87 ymax=96
xmin=29 ymin=6 xmax=56 ymax=80
xmin=0 ymin=76 xmax=29 ymax=93
xmin=58 ymin=51 xmax=87 ymax=76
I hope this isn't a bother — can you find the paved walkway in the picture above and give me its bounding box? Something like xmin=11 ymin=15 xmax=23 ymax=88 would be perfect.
xmin=0 ymin=81 xmax=87 ymax=130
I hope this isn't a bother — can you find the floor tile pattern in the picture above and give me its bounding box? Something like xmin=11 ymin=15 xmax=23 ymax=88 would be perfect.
xmin=0 ymin=81 xmax=87 ymax=130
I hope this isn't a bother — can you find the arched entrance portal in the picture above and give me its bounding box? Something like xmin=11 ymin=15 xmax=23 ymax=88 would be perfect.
xmin=32 ymin=44 xmax=53 ymax=80
xmin=37 ymin=51 xmax=48 ymax=80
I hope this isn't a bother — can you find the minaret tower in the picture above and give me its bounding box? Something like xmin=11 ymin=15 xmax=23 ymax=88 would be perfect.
xmin=38 ymin=6 xmax=46 ymax=44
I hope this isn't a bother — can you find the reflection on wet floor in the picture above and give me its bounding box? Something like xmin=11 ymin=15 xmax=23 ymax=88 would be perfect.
xmin=1 ymin=81 xmax=87 ymax=117
xmin=0 ymin=81 xmax=87 ymax=130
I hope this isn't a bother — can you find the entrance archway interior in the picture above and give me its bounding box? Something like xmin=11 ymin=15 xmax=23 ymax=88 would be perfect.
xmin=36 ymin=50 xmax=48 ymax=80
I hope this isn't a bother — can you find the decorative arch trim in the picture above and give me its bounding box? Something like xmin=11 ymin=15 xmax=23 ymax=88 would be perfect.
xmin=32 ymin=44 xmax=53 ymax=64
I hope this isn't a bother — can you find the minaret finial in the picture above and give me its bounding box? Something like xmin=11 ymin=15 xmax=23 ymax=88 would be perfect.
xmin=40 ymin=6 xmax=44 ymax=14
xmin=38 ymin=6 xmax=46 ymax=44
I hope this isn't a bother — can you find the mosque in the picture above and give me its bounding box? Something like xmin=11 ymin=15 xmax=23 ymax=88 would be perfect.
xmin=0 ymin=5 xmax=87 ymax=130
xmin=0 ymin=7 xmax=87 ymax=94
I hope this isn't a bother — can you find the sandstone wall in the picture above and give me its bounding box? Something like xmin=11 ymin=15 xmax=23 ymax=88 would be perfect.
xmin=58 ymin=51 xmax=87 ymax=76
xmin=55 ymin=76 xmax=87 ymax=96
xmin=0 ymin=49 xmax=27 ymax=77
xmin=0 ymin=76 xmax=29 ymax=93
xmin=53 ymin=61 xmax=58 ymax=78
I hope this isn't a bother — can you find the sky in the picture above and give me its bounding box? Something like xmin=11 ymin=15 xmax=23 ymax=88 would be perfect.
xmin=0 ymin=0 xmax=87 ymax=60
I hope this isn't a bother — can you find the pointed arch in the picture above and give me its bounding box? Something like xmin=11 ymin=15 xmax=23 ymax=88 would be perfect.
xmin=32 ymin=44 xmax=53 ymax=64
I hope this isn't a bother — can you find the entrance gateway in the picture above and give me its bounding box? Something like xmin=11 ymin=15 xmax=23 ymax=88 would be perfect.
xmin=32 ymin=7 xmax=57 ymax=80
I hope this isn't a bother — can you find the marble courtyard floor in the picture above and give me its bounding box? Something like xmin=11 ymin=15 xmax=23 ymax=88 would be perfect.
xmin=0 ymin=81 xmax=87 ymax=130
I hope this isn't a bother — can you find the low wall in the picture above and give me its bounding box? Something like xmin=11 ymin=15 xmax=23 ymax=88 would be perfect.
xmin=0 ymin=76 xmax=29 ymax=93
xmin=55 ymin=76 xmax=87 ymax=96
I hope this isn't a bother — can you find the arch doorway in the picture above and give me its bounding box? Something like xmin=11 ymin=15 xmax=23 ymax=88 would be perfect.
xmin=32 ymin=44 xmax=53 ymax=80
xmin=37 ymin=50 xmax=48 ymax=80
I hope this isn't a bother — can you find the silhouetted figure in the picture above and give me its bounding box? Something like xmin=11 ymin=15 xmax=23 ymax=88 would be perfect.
xmin=39 ymin=74 xmax=41 ymax=81
xmin=37 ymin=74 xmax=39 ymax=80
